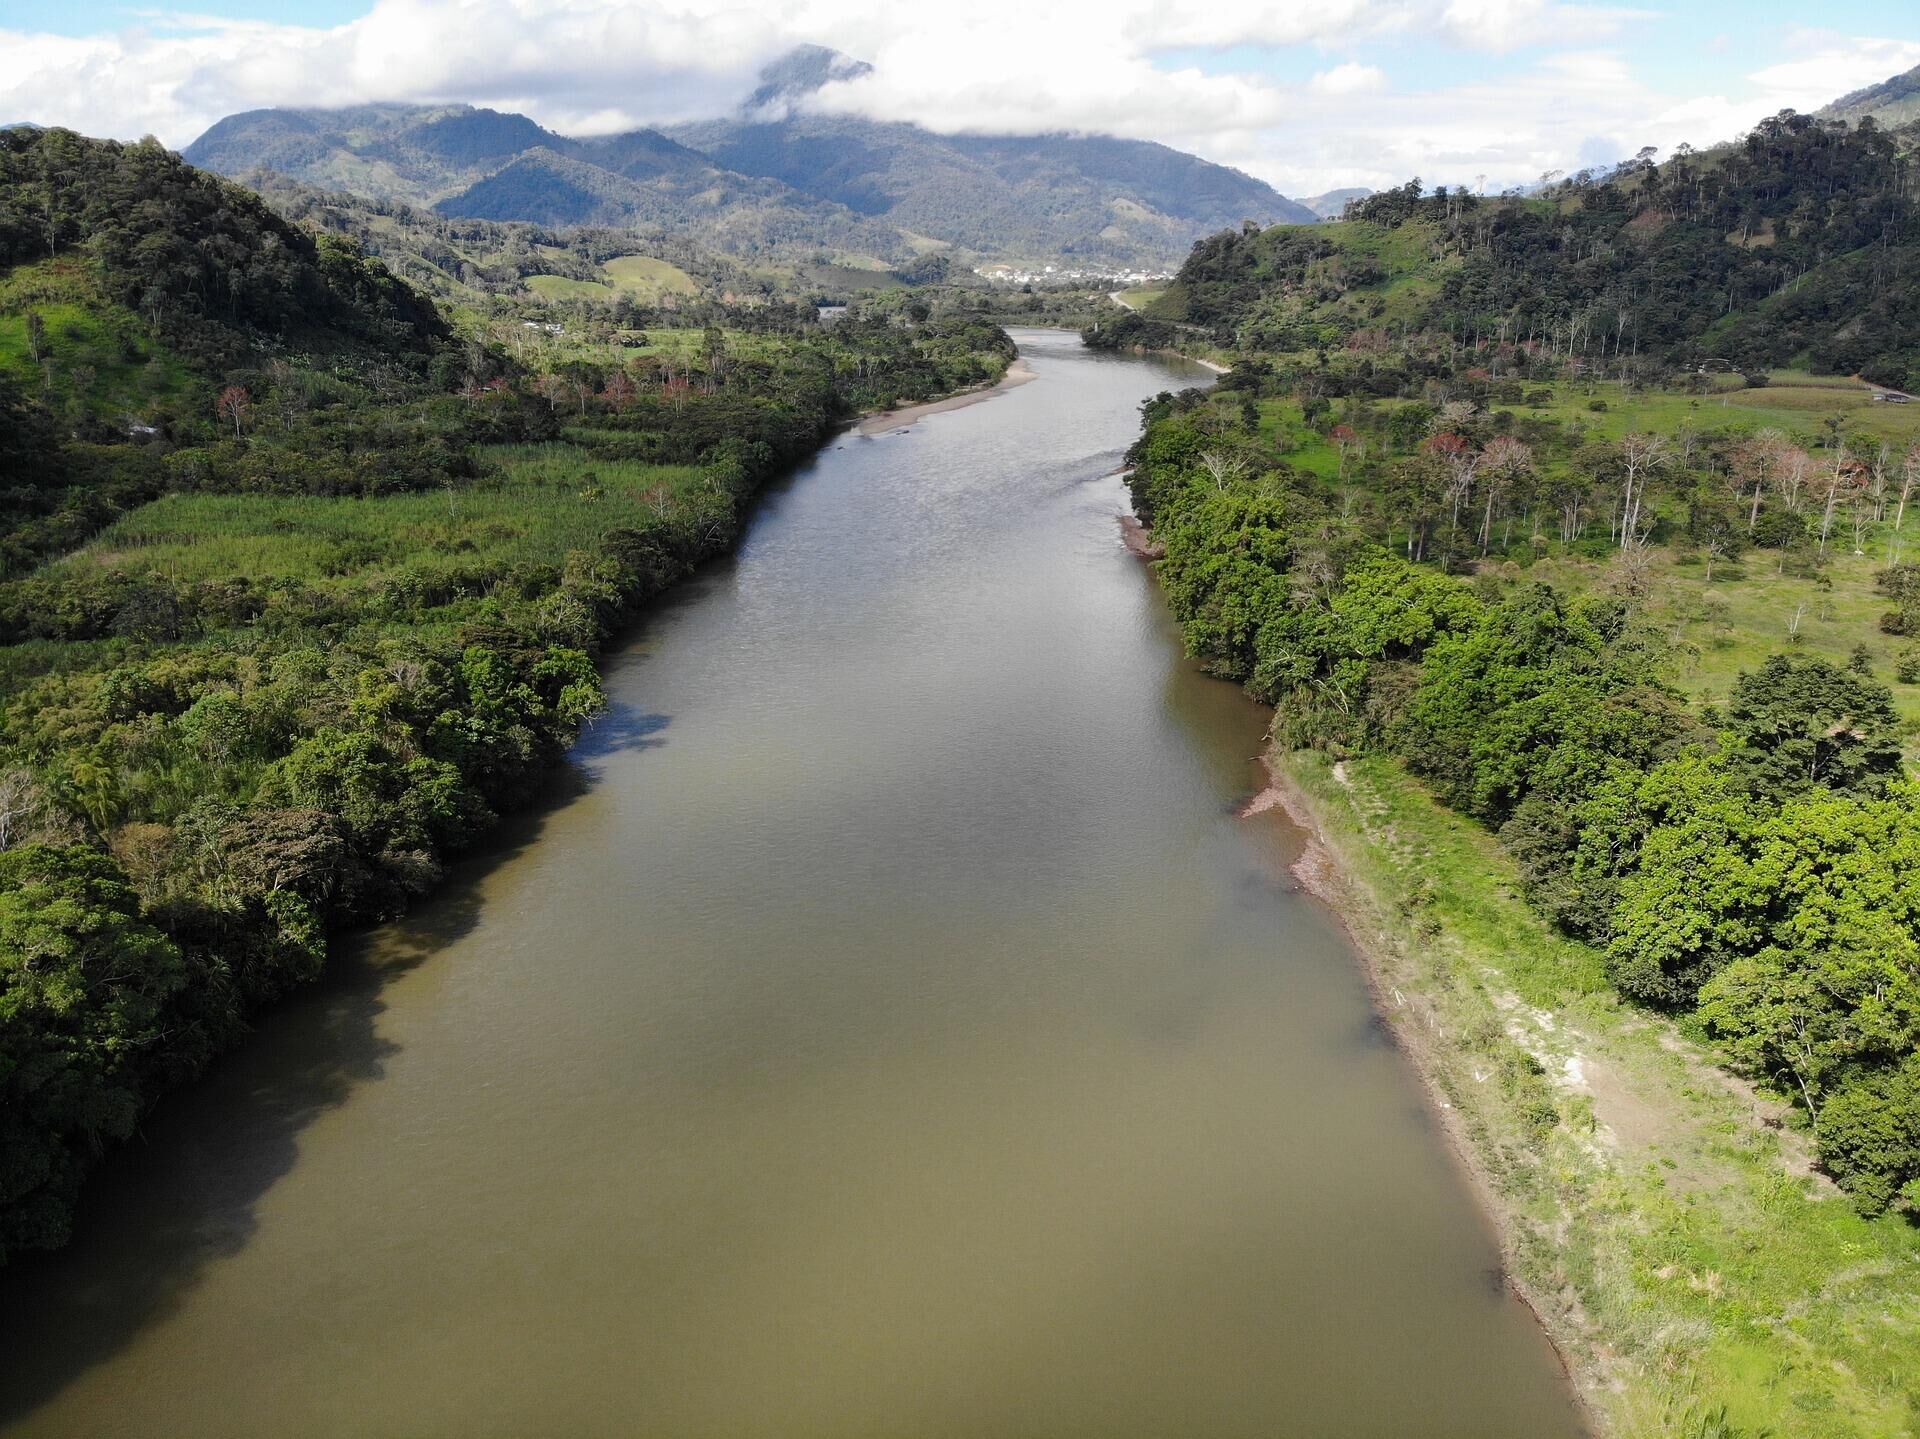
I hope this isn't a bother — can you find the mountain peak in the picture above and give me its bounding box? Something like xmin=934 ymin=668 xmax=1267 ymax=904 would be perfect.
xmin=744 ymin=45 xmax=873 ymax=119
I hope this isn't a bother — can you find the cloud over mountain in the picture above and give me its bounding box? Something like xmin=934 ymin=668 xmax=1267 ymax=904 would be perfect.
xmin=2 ymin=2 xmax=1916 ymax=196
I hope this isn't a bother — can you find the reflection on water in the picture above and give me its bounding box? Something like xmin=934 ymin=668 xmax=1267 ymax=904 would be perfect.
xmin=0 ymin=331 xmax=1586 ymax=1438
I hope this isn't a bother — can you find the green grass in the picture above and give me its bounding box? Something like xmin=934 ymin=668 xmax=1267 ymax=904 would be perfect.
xmin=523 ymin=257 xmax=698 ymax=304
xmin=525 ymin=274 xmax=616 ymax=302
xmin=0 ymin=260 xmax=195 ymax=416
xmin=601 ymin=255 xmax=697 ymax=299
xmin=55 ymin=447 xmax=711 ymax=587
xmin=1517 ymin=540 xmax=1920 ymax=732
xmin=1284 ymin=750 xmax=1920 ymax=1438
xmin=1514 ymin=377 xmax=1920 ymax=449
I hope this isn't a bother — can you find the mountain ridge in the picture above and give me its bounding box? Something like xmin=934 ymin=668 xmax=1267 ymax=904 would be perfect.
xmin=180 ymin=49 xmax=1316 ymax=266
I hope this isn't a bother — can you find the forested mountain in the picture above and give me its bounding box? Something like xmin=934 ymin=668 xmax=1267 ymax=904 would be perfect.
xmin=249 ymin=174 xmax=739 ymax=304
xmin=1131 ymin=110 xmax=1917 ymax=386
xmin=2 ymin=127 xmax=443 ymax=369
xmin=181 ymin=48 xmax=1313 ymax=266
xmin=186 ymin=103 xmax=912 ymax=264
xmin=664 ymin=111 xmax=1315 ymax=262
xmin=0 ymin=124 xmax=1014 ymax=1259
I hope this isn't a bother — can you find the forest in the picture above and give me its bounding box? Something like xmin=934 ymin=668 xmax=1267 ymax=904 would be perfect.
xmin=1122 ymin=111 xmax=1918 ymax=387
xmin=0 ymin=126 xmax=1013 ymax=1258
xmin=1116 ymin=355 xmax=1920 ymax=1222
xmin=1095 ymin=104 xmax=1920 ymax=1226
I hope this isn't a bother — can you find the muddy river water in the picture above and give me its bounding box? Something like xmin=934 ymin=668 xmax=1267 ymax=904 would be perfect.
xmin=1 ymin=329 xmax=1584 ymax=1438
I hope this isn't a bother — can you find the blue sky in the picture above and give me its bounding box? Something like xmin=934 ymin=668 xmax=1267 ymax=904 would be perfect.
xmin=4 ymin=1 xmax=1916 ymax=194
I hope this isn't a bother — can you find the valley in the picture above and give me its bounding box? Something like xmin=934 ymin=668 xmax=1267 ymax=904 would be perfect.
xmin=5 ymin=20 xmax=1920 ymax=1439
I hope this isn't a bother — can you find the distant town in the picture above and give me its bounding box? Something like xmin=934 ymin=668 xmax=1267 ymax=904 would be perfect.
xmin=973 ymin=263 xmax=1176 ymax=287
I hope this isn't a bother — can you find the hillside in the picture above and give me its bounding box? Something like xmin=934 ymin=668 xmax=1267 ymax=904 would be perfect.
xmin=665 ymin=111 xmax=1315 ymax=263
xmin=251 ymin=174 xmax=738 ymax=305
xmin=187 ymin=103 xmax=912 ymax=266
xmin=2 ymin=126 xmax=443 ymax=369
xmin=1297 ymin=187 xmax=1373 ymax=220
xmin=1119 ymin=111 xmax=1917 ymax=387
xmin=1819 ymin=62 xmax=1920 ymax=133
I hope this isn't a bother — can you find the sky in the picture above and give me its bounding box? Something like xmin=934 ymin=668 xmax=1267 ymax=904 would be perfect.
xmin=3 ymin=1 xmax=1917 ymax=198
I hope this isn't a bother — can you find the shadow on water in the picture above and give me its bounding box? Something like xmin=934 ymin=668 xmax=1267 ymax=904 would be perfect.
xmin=572 ymin=703 xmax=671 ymax=759
xmin=0 ymin=735 xmax=645 ymax=1424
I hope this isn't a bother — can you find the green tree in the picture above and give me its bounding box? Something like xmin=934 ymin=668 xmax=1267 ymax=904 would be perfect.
xmin=0 ymin=844 xmax=184 ymax=1257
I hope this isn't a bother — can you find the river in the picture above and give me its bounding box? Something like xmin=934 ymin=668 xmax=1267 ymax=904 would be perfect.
xmin=1 ymin=329 xmax=1584 ymax=1438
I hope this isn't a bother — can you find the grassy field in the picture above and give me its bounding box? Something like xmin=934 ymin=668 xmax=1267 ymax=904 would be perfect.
xmin=0 ymin=260 xmax=195 ymax=416
xmin=523 ymin=255 xmax=701 ymax=304
xmin=1516 ymin=376 xmax=1920 ymax=448
xmin=56 ymin=446 xmax=711 ymax=587
xmin=1283 ymin=750 xmax=1920 ymax=1439
xmin=601 ymin=254 xmax=698 ymax=299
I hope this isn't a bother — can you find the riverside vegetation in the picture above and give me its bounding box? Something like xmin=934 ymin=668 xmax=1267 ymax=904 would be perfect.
xmin=0 ymin=125 xmax=1012 ymax=1258
xmin=1102 ymin=105 xmax=1920 ymax=1434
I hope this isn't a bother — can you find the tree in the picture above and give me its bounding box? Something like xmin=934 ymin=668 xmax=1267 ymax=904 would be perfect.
xmin=1723 ymin=654 xmax=1903 ymax=800
xmin=1476 ymin=436 xmax=1534 ymax=553
xmin=215 ymin=383 xmax=250 ymax=438
xmin=1616 ymin=431 xmax=1668 ymax=544
xmin=1328 ymin=423 xmax=1364 ymax=481
xmin=0 ymin=844 xmax=185 ymax=1257
xmin=1733 ymin=428 xmax=1786 ymax=532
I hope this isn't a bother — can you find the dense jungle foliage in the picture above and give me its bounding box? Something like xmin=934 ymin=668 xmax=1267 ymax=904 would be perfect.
xmin=1125 ymin=370 xmax=1920 ymax=1218
xmin=1119 ymin=111 xmax=1918 ymax=388
xmin=0 ymin=126 xmax=1012 ymax=1259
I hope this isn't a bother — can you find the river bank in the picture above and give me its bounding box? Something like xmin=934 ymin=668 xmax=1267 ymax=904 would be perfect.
xmin=856 ymin=356 xmax=1036 ymax=433
xmin=1253 ymin=748 xmax=1920 ymax=1438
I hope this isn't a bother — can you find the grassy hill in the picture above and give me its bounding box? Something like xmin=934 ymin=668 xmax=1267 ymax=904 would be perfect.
xmin=1819 ymin=62 xmax=1920 ymax=133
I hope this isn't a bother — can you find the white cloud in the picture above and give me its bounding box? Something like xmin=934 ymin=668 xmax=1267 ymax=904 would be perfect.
xmin=1309 ymin=63 xmax=1389 ymax=96
xmin=0 ymin=2 xmax=1912 ymax=202
xmin=1745 ymin=32 xmax=1920 ymax=111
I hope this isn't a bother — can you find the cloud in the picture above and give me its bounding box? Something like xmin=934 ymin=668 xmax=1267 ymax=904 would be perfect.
xmin=1745 ymin=32 xmax=1920 ymax=110
xmin=0 ymin=2 xmax=1911 ymax=201
xmin=1309 ymin=63 xmax=1389 ymax=96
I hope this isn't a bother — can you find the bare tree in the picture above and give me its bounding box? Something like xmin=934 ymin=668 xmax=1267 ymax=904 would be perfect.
xmin=1779 ymin=446 xmax=1813 ymax=514
xmin=1477 ymin=436 xmax=1534 ymax=554
xmin=215 ymin=384 xmax=251 ymax=439
xmin=1617 ymin=432 xmax=1669 ymax=544
xmin=1897 ymin=442 xmax=1920 ymax=532
xmin=1734 ymin=428 xmax=1786 ymax=532
xmin=1199 ymin=451 xmax=1249 ymax=492
xmin=0 ymin=769 xmax=43 ymax=851
xmin=1816 ymin=445 xmax=1851 ymax=553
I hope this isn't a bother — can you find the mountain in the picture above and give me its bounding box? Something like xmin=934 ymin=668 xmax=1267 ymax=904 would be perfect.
xmin=664 ymin=47 xmax=1314 ymax=262
xmin=186 ymin=101 xmax=913 ymax=265
xmin=1122 ymin=111 xmax=1917 ymax=385
xmin=3 ymin=125 xmax=444 ymax=372
xmin=1818 ymin=62 xmax=1920 ymax=133
xmin=181 ymin=48 xmax=1313 ymax=267
xmin=744 ymin=43 xmax=874 ymax=117
xmin=1298 ymin=187 xmax=1373 ymax=220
